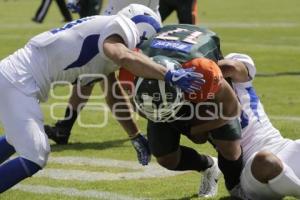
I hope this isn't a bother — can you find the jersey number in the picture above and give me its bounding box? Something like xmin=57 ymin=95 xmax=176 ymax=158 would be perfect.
xmin=155 ymin=28 xmax=203 ymax=44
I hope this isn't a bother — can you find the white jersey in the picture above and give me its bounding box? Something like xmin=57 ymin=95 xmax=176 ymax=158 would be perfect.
xmin=0 ymin=15 xmax=139 ymax=102
xmin=103 ymin=0 xmax=160 ymax=17
xmin=226 ymin=53 xmax=291 ymax=163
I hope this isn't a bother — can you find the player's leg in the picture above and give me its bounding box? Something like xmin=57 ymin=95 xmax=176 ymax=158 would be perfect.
xmin=277 ymin=140 xmax=300 ymax=177
xmin=251 ymin=151 xmax=283 ymax=183
xmin=147 ymin=119 xmax=219 ymax=197
xmin=158 ymin=0 xmax=174 ymax=22
xmin=191 ymin=0 xmax=198 ymax=24
xmin=79 ymin=0 xmax=101 ymax=18
xmin=45 ymin=84 xmax=94 ymax=144
xmin=269 ymin=141 xmax=300 ymax=198
xmin=210 ymin=119 xmax=243 ymax=193
xmin=0 ymin=76 xmax=50 ymax=192
xmin=147 ymin=119 xmax=213 ymax=171
xmin=55 ymin=0 xmax=73 ymax=22
xmin=176 ymin=0 xmax=198 ymax=24
xmin=241 ymin=146 xmax=300 ymax=199
xmin=32 ymin=0 xmax=52 ymax=23
xmin=240 ymin=152 xmax=281 ymax=200
xmin=88 ymin=0 xmax=102 ymax=16
xmin=0 ymin=136 xmax=15 ymax=164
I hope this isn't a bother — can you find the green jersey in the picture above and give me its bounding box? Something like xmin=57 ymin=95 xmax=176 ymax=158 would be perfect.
xmin=141 ymin=24 xmax=223 ymax=63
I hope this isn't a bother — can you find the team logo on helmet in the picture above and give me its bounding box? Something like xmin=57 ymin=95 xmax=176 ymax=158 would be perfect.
xmin=118 ymin=4 xmax=162 ymax=46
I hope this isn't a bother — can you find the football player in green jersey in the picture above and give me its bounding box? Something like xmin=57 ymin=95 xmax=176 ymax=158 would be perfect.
xmin=131 ymin=25 xmax=243 ymax=197
xmin=44 ymin=24 xmax=244 ymax=198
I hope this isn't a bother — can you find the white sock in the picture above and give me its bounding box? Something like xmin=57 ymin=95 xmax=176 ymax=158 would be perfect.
xmin=269 ymin=163 xmax=300 ymax=198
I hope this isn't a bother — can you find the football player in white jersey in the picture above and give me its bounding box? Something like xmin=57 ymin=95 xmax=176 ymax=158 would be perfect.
xmin=217 ymin=53 xmax=300 ymax=199
xmin=0 ymin=4 xmax=204 ymax=193
xmin=44 ymin=1 xmax=162 ymax=166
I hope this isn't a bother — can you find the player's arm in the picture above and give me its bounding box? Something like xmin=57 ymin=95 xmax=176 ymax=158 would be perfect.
xmin=218 ymin=59 xmax=249 ymax=82
xmin=103 ymin=35 xmax=166 ymax=80
xmin=190 ymin=79 xmax=241 ymax=136
xmin=103 ymin=34 xmax=205 ymax=93
xmin=104 ymin=72 xmax=139 ymax=138
xmin=104 ymin=72 xmax=151 ymax=166
xmin=218 ymin=53 xmax=256 ymax=83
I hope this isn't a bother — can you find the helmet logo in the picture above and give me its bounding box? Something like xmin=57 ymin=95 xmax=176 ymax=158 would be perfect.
xmin=137 ymin=31 xmax=147 ymax=47
xmin=131 ymin=15 xmax=161 ymax=33
xmin=131 ymin=15 xmax=161 ymax=47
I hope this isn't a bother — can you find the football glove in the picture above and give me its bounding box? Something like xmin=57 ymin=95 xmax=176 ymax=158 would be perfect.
xmin=67 ymin=0 xmax=80 ymax=13
xmin=130 ymin=133 xmax=151 ymax=166
xmin=164 ymin=67 xmax=205 ymax=93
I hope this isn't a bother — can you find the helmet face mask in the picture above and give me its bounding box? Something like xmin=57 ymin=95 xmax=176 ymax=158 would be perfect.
xmin=118 ymin=4 xmax=162 ymax=46
xmin=134 ymin=56 xmax=185 ymax=122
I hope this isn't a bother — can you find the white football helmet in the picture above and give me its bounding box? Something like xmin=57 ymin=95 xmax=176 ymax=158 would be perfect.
xmin=118 ymin=4 xmax=162 ymax=46
xmin=134 ymin=56 xmax=185 ymax=122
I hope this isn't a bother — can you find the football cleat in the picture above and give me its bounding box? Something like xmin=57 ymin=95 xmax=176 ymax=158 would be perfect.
xmin=229 ymin=184 xmax=252 ymax=200
xmin=44 ymin=124 xmax=71 ymax=145
xmin=199 ymin=157 xmax=222 ymax=198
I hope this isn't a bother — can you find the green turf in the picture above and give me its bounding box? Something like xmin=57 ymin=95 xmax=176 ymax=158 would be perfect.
xmin=0 ymin=0 xmax=299 ymax=199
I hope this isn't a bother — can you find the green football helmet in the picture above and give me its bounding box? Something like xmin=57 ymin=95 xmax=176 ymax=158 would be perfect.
xmin=133 ymin=55 xmax=185 ymax=122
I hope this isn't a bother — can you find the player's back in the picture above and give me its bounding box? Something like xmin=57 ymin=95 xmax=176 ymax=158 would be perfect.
xmin=141 ymin=24 xmax=223 ymax=64
xmin=28 ymin=16 xmax=116 ymax=101
xmin=29 ymin=16 xmax=113 ymax=79
xmin=2 ymin=15 xmax=138 ymax=102
xmin=119 ymin=24 xmax=222 ymax=96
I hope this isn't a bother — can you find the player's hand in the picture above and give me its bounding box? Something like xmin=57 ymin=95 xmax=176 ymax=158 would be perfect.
xmin=130 ymin=133 xmax=151 ymax=166
xmin=164 ymin=68 xmax=205 ymax=93
xmin=67 ymin=0 xmax=80 ymax=13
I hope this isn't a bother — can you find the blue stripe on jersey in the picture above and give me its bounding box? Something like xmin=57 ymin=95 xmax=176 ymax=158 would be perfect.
xmin=64 ymin=34 xmax=100 ymax=70
xmin=237 ymin=95 xmax=249 ymax=129
xmin=240 ymin=110 xmax=249 ymax=129
xmin=150 ymin=39 xmax=193 ymax=53
xmin=246 ymin=87 xmax=260 ymax=121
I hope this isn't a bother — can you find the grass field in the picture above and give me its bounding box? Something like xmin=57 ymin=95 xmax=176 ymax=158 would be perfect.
xmin=0 ymin=0 xmax=300 ymax=199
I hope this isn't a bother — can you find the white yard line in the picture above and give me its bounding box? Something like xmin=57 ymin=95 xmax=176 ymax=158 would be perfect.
xmin=36 ymin=156 xmax=186 ymax=181
xmin=13 ymin=184 xmax=147 ymax=200
xmin=11 ymin=157 xmax=182 ymax=199
xmin=205 ymin=22 xmax=300 ymax=28
xmin=270 ymin=115 xmax=300 ymax=122
xmin=36 ymin=168 xmax=185 ymax=181
xmin=49 ymin=156 xmax=143 ymax=169
xmin=222 ymin=42 xmax=300 ymax=51
xmin=12 ymin=157 xmax=184 ymax=198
